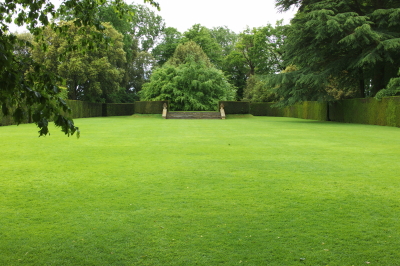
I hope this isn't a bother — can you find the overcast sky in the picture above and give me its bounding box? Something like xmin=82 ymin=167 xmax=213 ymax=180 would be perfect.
xmin=8 ymin=0 xmax=297 ymax=34
xmin=146 ymin=0 xmax=297 ymax=33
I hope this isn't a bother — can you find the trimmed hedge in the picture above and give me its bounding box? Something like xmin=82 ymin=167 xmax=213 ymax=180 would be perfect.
xmin=0 ymin=106 xmax=33 ymax=126
xmin=103 ymin=103 xmax=135 ymax=117
xmin=65 ymin=100 xmax=103 ymax=118
xmin=329 ymin=97 xmax=400 ymax=127
xmin=3 ymin=97 xmax=400 ymax=128
xmin=0 ymin=109 xmax=19 ymax=126
xmin=134 ymin=101 xmax=169 ymax=114
xmin=1 ymin=100 xmax=135 ymax=127
xmin=249 ymin=101 xmax=328 ymax=121
xmin=285 ymin=101 xmax=328 ymax=121
xmin=250 ymin=102 xmax=284 ymax=117
xmin=219 ymin=101 xmax=250 ymax=114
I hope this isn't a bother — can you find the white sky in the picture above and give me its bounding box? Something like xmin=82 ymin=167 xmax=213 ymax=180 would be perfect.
xmin=8 ymin=0 xmax=297 ymax=34
xmin=146 ymin=0 xmax=297 ymax=33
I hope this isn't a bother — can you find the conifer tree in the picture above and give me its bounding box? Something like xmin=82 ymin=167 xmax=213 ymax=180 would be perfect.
xmin=140 ymin=41 xmax=235 ymax=111
xmin=271 ymin=0 xmax=400 ymax=106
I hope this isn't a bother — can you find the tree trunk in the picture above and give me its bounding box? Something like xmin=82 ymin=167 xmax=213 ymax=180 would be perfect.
xmin=371 ymin=66 xmax=385 ymax=96
xmin=359 ymin=78 xmax=366 ymax=98
xmin=249 ymin=64 xmax=255 ymax=76
xmin=68 ymin=81 xmax=78 ymax=100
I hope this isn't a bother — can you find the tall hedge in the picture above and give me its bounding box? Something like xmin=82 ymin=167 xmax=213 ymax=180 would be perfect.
xmin=134 ymin=101 xmax=169 ymax=114
xmin=0 ymin=105 xmax=33 ymax=126
xmin=65 ymin=100 xmax=103 ymax=118
xmin=219 ymin=101 xmax=250 ymax=114
xmin=284 ymin=101 xmax=328 ymax=121
xmin=329 ymin=97 xmax=400 ymax=127
xmin=250 ymin=102 xmax=284 ymax=116
xmin=249 ymin=101 xmax=327 ymax=121
xmin=103 ymin=103 xmax=135 ymax=116
xmin=0 ymin=107 xmax=26 ymax=126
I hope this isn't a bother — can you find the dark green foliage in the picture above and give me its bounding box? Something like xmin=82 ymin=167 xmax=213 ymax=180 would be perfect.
xmin=219 ymin=101 xmax=250 ymax=114
xmin=134 ymin=101 xmax=168 ymax=114
xmin=376 ymin=68 xmax=400 ymax=99
xmin=271 ymin=0 xmax=400 ymax=106
xmin=329 ymin=97 xmax=400 ymax=127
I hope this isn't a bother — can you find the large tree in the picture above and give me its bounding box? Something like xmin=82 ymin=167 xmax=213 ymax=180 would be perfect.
xmin=32 ymin=21 xmax=126 ymax=103
xmin=140 ymin=41 xmax=235 ymax=111
xmin=67 ymin=2 xmax=164 ymax=100
xmin=152 ymin=27 xmax=182 ymax=66
xmin=270 ymin=0 xmax=400 ymax=106
xmin=223 ymin=22 xmax=287 ymax=100
xmin=209 ymin=26 xmax=238 ymax=57
xmin=235 ymin=23 xmax=286 ymax=77
xmin=0 ymin=0 xmax=159 ymax=136
xmin=181 ymin=24 xmax=224 ymax=67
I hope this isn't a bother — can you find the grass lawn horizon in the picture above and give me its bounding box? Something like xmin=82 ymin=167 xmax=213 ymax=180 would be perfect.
xmin=1 ymin=115 xmax=399 ymax=265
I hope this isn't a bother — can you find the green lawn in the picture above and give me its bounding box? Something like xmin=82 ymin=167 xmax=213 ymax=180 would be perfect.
xmin=1 ymin=115 xmax=399 ymax=265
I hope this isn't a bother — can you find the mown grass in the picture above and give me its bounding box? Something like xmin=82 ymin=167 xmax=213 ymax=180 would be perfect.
xmin=1 ymin=115 xmax=399 ymax=265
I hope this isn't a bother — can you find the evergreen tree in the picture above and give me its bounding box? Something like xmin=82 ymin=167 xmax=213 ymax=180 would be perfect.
xmin=270 ymin=0 xmax=400 ymax=106
xmin=140 ymin=41 xmax=235 ymax=111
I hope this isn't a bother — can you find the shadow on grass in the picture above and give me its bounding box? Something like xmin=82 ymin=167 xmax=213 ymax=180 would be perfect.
xmin=130 ymin=114 xmax=163 ymax=119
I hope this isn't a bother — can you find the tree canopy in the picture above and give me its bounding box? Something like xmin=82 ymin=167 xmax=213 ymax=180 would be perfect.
xmin=32 ymin=21 xmax=126 ymax=103
xmin=140 ymin=41 xmax=235 ymax=111
xmin=181 ymin=24 xmax=224 ymax=67
xmin=270 ymin=0 xmax=400 ymax=106
xmin=152 ymin=27 xmax=183 ymax=66
xmin=0 ymin=0 xmax=158 ymax=136
xmin=222 ymin=22 xmax=287 ymax=99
